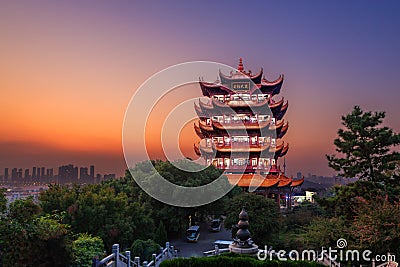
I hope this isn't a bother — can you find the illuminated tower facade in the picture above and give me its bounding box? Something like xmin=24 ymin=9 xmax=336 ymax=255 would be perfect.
xmin=194 ymin=59 xmax=303 ymax=206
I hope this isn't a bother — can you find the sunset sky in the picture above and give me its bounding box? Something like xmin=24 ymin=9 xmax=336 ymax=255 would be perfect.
xmin=1 ymin=1 xmax=399 ymax=178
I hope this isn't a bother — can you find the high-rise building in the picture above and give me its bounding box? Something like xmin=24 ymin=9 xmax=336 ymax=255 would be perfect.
xmin=58 ymin=164 xmax=79 ymax=183
xmin=24 ymin=169 xmax=30 ymax=179
xmin=90 ymin=165 xmax=95 ymax=179
xmin=194 ymin=59 xmax=303 ymax=206
xmin=4 ymin=168 xmax=8 ymax=181
xmin=74 ymin=167 xmax=78 ymax=181
xmin=79 ymin=167 xmax=89 ymax=180
xmin=46 ymin=168 xmax=54 ymax=178
xmin=11 ymin=168 xmax=17 ymax=180
xmin=32 ymin=167 xmax=37 ymax=179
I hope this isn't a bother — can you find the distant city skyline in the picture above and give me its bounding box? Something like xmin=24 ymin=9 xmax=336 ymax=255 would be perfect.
xmin=0 ymin=162 xmax=350 ymax=182
xmin=0 ymin=1 xmax=399 ymax=177
xmin=0 ymin=163 xmax=116 ymax=185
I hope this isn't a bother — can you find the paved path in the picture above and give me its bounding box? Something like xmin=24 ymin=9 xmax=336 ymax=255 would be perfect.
xmin=170 ymin=222 xmax=232 ymax=257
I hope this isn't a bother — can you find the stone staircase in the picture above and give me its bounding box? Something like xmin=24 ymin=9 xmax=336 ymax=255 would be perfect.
xmin=95 ymin=242 xmax=177 ymax=267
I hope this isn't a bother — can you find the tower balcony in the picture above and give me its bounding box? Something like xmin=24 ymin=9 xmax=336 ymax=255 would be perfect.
xmin=210 ymin=161 xmax=273 ymax=173
xmin=212 ymin=119 xmax=271 ymax=130
xmin=215 ymin=142 xmax=271 ymax=153
xmin=199 ymin=139 xmax=272 ymax=154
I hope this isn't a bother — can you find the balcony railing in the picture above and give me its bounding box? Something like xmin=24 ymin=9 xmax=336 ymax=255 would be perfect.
xmin=212 ymin=164 xmax=271 ymax=171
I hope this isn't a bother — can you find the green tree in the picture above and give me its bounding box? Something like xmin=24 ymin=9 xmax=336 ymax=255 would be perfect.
xmin=8 ymin=196 xmax=42 ymax=222
xmin=305 ymin=196 xmax=400 ymax=257
xmin=0 ymin=188 xmax=6 ymax=214
xmin=301 ymin=216 xmax=347 ymax=250
xmin=130 ymin=239 xmax=160 ymax=263
xmin=326 ymin=106 xmax=400 ymax=184
xmin=350 ymin=197 xmax=400 ymax=257
xmin=122 ymin=160 xmax=238 ymax=237
xmin=301 ymin=106 xmax=400 ymax=258
xmin=154 ymin=221 xmax=168 ymax=246
xmin=316 ymin=180 xmax=389 ymax=218
xmin=71 ymin=233 xmax=104 ymax=267
xmin=40 ymin=184 xmax=155 ymax=250
xmin=33 ymin=214 xmax=71 ymax=266
xmin=224 ymin=193 xmax=280 ymax=245
xmin=285 ymin=202 xmax=324 ymax=230
xmin=39 ymin=184 xmax=78 ymax=214
xmin=0 ymin=202 xmax=70 ymax=267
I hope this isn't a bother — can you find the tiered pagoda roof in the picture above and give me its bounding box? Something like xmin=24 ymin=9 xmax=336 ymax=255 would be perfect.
xmin=227 ymin=173 xmax=304 ymax=188
xmin=194 ymin=97 xmax=288 ymax=118
xmin=199 ymin=79 xmax=284 ymax=99
xmin=200 ymin=60 xmax=284 ymax=97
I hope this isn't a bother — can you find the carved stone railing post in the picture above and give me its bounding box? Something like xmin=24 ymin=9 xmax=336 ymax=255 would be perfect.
xmin=143 ymin=260 xmax=148 ymax=266
xmin=125 ymin=251 xmax=131 ymax=267
xmin=214 ymin=244 xmax=219 ymax=255
xmin=134 ymin=256 xmax=140 ymax=267
xmin=165 ymin=242 xmax=170 ymax=258
xmin=112 ymin=244 xmax=119 ymax=266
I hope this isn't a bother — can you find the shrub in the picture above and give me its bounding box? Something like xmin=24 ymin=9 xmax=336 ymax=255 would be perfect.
xmin=159 ymin=255 xmax=326 ymax=267
xmin=130 ymin=239 xmax=160 ymax=263
xmin=71 ymin=233 xmax=104 ymax=267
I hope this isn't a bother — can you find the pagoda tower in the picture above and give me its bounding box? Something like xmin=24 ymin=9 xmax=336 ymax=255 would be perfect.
xmin=194 ymin=58 xmax=303 ymax=207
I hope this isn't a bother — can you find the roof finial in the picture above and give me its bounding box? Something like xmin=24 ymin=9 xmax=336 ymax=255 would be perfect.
xmin=238 ymin=58 xmax=244 ymax=72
